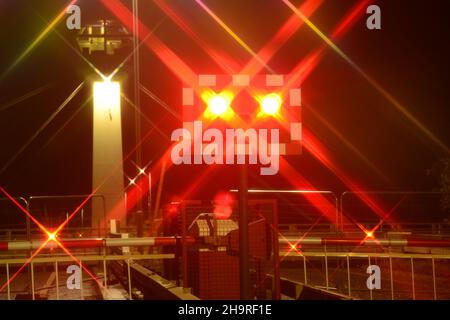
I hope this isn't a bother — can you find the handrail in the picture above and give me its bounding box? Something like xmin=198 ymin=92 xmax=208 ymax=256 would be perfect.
xmin=1 ymin=235 xmax=449 ymax=252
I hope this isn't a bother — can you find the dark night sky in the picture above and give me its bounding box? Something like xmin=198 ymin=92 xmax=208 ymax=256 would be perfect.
xmin=0 ymin=0 xmax=449 ymax=201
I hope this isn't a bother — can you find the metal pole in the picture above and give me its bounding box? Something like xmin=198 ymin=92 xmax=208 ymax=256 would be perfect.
xmin=239 ymin=163 xmax=250 ymax=299
xmin=80 ymin=260 xmax=83 ymax=300
xmin=410 ymin=258 xmax=415 ymax=300
xmin=55 ymin=261 xmax=59 ymax=300
xmin=324 ymin=245 xmax=329 ymax=290
xmin=389 ymin=255 xmax=394 ymax=300
xmin=340 ymin=192 xmax=345 ymax=233
xmin=303 ymin=255 xmax=307 ymax=285
xmin=346 ymin=255 xmax=351 ymax=296
xmin=181 ymin=203 xmax=188 ymax=289
xmin=26 ymin=200 xmax=31 ymax=296
xmin=6 ymin=263 xmax=10 ymax=300
xmin=153 ymin=160 xmax=167 ymax=232
xmin=31 ymin=262 xmax=35 ymax=300
xmin=132 ymin=0 xmax=144 ymax=238
xmin=103 ymin=259 xmax=108 ymax=289
xmin=26 ymin=201 xmax=31 ymax=242
xmin=272 ymin=201 xmax=280 ymax=299
xmin=432 ymin=257 xmax=437 ymax=300
xmin=127 ymin=259 xmax=132 ymax=300
xmin=368 ymin=256 xmax=373 ymax=300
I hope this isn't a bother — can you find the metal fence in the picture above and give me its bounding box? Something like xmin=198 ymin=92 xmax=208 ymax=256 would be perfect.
xmin=28 ymin=195 xmax=107 ymax=237
xmin=0 ymin=252 xmax=176 ymax=300
xmin=1 ymin=191 xmax=449 ymax=300
xmin=280 ymin=249 xmax=450 ymax=300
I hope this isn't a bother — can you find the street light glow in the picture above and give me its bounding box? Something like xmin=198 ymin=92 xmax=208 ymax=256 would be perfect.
xmin=93 ymin=80 xmax=121 ymax=112
xmin=92 ymin=79 xmax=126 ymax=227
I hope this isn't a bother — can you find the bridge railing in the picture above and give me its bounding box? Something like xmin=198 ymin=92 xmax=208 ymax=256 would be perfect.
xmin=28 ymin=195 xmax=107 ymax=237
xmin=0 ymin=252 xmax=176 ymax=300
xmin=279 ymin=242 xmax=450 ymax=300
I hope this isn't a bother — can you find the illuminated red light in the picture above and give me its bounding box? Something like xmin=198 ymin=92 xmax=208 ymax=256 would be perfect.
xmin=209 ymin=95 xmax=229 ymax=115
xmin=206 ymin=92 xmax=233 ymax=117
xmin=201 ymin=90 xmax=234 ymax=120
xmin=260 ymin=93 xmax=282 ymax=115
xmin=213 ymin=192 xmax=235 ymax=220
xmin=0 ymin=187 xmax=105 ymax=292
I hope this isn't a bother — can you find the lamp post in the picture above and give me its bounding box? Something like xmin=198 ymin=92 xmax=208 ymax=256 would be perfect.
xmin=239 ymin=162 xmax=250 ymax=299
xmin=132 ymin=0 xmax=144 ymax=238
xmin=182 ymin=74 xmax=300 ymax=300
xmin=92 ymin=80 xmax=126 ymax=232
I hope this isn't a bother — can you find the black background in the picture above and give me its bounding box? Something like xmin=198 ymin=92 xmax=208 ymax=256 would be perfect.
xmin=0 ymin=0 xmax=449 ymax=203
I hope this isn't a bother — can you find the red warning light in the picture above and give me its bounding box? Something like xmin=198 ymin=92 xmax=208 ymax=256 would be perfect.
xmin=213 ymin=192 xmax=235 ymax=220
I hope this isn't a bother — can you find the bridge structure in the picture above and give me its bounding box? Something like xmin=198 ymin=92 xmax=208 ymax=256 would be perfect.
xmin=0 ymin=190 xmax=449 ymax=300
